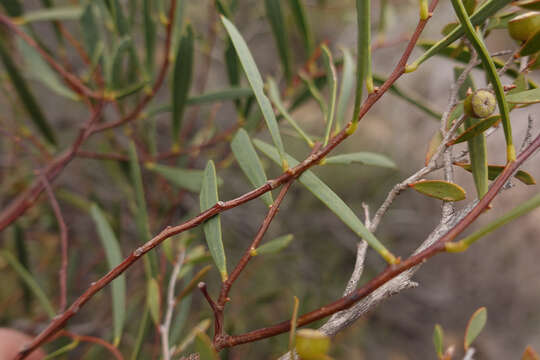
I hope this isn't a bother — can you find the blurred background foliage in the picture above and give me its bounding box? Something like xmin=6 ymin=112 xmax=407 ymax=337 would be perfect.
xmin=0 ymin=0 xmax=539 ymax=359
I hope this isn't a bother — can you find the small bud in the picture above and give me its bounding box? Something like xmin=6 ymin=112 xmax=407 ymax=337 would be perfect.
xmin=463 ymin=89 xmax=496 ymax=118
xmin=295 ymin=329 xmax=330 ymax=360
xmin=508 ymin=11 xmax=540 ymax=42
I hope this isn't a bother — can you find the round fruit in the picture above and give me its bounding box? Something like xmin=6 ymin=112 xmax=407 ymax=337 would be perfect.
xmin=295 ymin=329 xmax=330 ymax=360
xmin=508 ymin=11 xmax=540 ymax=42
xmin=464 ymin=89 xmax=497 ymax=118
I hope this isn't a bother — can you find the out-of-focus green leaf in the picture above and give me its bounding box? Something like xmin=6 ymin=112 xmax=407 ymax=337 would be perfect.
xmin=195 ymin=332 xmax=219 ymax=360
xmin=289 ymin=0 xmax=314 ymax=55
xmin=321 ymin=45 xmax=337 ymax=146
xmin=449 ymin=115 xmax=499 ymax=144
xmin=265 ymin=0 xmax=292 ymax=82
xmin=1 ymin=0 xmax=23 ymax=16
xmin=324 ymin=152 xmax=396 ymax=168
xmin=16 ymin=38 xmax=79 ymax=101
xmin=354 ymin=0 xmax=373 ymax=120
xmin=506 ymin=88 xmax=540 ymax=104
xmin=221 ymin=15 xmax=288 ymax=169
xmin=146 ymin=278 xmax=161 ymax=325
xmin=130 ymin=306 xmax=150 ymax=360
xmin=0 ymin=40 xmax=56 ymax=145
xmin=267 ymin=77 xmax=314 ymax=147
xmin=254 ymin=234 xmax=294 ymax=255
xmin=425 ymin=130 xmax=443 ymax=165
xmin=145 ymin=163 xmax=215 ymax=193
xmin=169 ymin=0 xmax=186 ymax=60
xmin=254 ymin=139 xmax=397 ymax=264
xmin=142 ymin=0 xmax=156 ymax=76
xmin=90 ymin=204 xmax=126 ymax=346
xmin=231 ymin=129 xmax=273 ymax=206
xmin=464 ymin=307 xmax=487 ymax=350
xmin=200 ymin=161 xmax=228 ymax=281
xmin=464 ymin=0 xmax=478 ymax=14
xmin=410 ymin=180 xmax=466 ymax=201
xmin=43 ymin=339 xmax=79 ymax=359
xmin=0 ymin=250 xmax=55 ymax=318
xmin=455 ymin=163 xmax=536 ymax=185
xmin=513 ymin=0 xmax=540 ymax=10
xmin=486 ymin=11 xmax=518 ymax=31
xmin=17 ymin=6 xmax=82 ymax=24
xmin=433 ymin=324 xmax=444 ymax=358
xmin=172 ymin=24 xmax=194 ymax=143
xmin=107 ymin=0 xmax=128 ymax=35
xmin=442 ymin=22 xmax=459 ymax=36
xmin=80 ymin=3 xmax=99 ymax=58
xmin=336 ymin=48 xmax=355 ymax=129
xmin=175 ymin=319 xmax=212 ymax=354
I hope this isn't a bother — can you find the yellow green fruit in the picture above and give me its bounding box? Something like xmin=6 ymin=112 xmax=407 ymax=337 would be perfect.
xmin=464 ymin=89 xmax=497 ymax=118
xmin=295 ymin=329 xmax=330 ymax=360
xmin=508 ymin=11 xmax=540 ymax=42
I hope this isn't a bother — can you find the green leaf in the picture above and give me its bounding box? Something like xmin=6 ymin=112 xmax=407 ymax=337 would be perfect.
xmin=80 ymin=3 xmax=99 ymax=58
xmin=146 ymin=278 xmax=161 ymax=325
xmin=231 ymin=129 xmax=273 ymax=206
xmin=1 ymin=0 xmax=23 ymax=16
xmin=200 ymin=161 xmax=228 ymax=281
xmin=321 ymin=45 xmax=337 ymax=146
xmin=433 ymin=324 xmax=444 ymax=358
xmin=0 ymin=250 xmax=55 ymax=318
xmin=289 ymin=296 xmax=300 ymax=352
xmin=146 ymin=163 xmax=216 ymax=193
xmin=128 ymin=143 xmax=158 ymax=278
xmin=195 ymin=332 xmax=219 ymax=360
xmin=425 ymin=130 xmax=443 ymax=165
xmin=441 ymin=22 xmax=459 ymax=36
xmin=410 ymin=180 xmax=466 ymax=201
xmin=324 ymin=152 xmax=396 ymax=168
xmin=265 ymin=0 xmax=292 ymax=82
xmin=108 ymin=36 xmax=137 ymax=91
xmin=0 ymin=40 xmax=56 ymax=145
xmin=254 ymin=234 xmax=294 ymax=255
xmin=16 ymin=38 xmax=79 ymax=101
xmin=267 ymin=77 xmax=314 ymax=147
xmin=506 ymin=88 xmax=540 ymax=105
xmin=455 ymin=163 xmax=536 ymax=185
xmin=172 ymin=24 xmax=194 ymax=143
xmin=450 ymin=0 xmax=515 ymax=162
xmin=254 ymin=139 xmax=397 ymax=264
xmin=464 ymin=307 xmax=487 ymax=350
xmin=142 ymin=0 xmax=156 ymax=76
xmin=130 ymin=306 xmax=150 ymax=360
xmin=169 ymin=0 xmax=186 ymax=61
xmin=513 ymin=0 xmax=540 ymax=10
xmin=43 ymin=339 xmax=79 ymax=360
xmin=354 ymin=0 xmax=373 ymax=120
xmin=17 ymin=6 xmax=82 ymax=24
xmin=449 ymin=115 xmax=499 ymax=144
xmin=90 ymin=204 xmax=126 ymax=346
xmin=221 ymin=15 xmax=288 ymax=169
xmin=336 ymin=48 xmax=356 ymax=129
xmin=106 ymin=0 xmax=128 ymax=35
xmin=408 ymin=0 xmax=511 ymax=70
xmin=289 ymin=0 xmax=314 ymax=55
xmin=176 ymin=319 xmax=212 ymax=353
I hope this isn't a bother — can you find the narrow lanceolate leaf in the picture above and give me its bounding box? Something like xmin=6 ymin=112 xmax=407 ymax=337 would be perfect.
xmin=253 ymin=234 xmax=294 ymax=256
xmin=506 ymin=88 xmax=540 ymax=104
xmin=321 ymin=45 xmax=337 ymax=146
xmin=128 ymin=143 xmax=158 ymax=278
xmin=17 ymin=6 xmax=83 ymax=24
xmin=172 ymin=24 xmax=194 ymax=143
xmin=336 ymin=48 xmax=356 ymax=130
xmin=176 ymin=319 xmax=212 ymax=353
xmin=142 ymin=0 xmax=156 ymax=76
xmin=425 ymin=130 xmax=443 ymax=165
xmin=254 ymin=140 xmax=398 ymax=264
xmin=231 ymin=129 xmax=273 ymax=206
xmin=455 ymin=163 xmax=536 ymax=185
xmin=221 ymin=15 xmax=288 ymax=169
xmin=265 ymin=0 xmax=292 ymax=82
xmin=90 ymin=204 xmax=126 ymax=346
xmin=353 ymin=0 xmax=373 ymax=121
xmin=200 ymin=161 xmax=227 ymax=281
xmin=169 ymin=0 xmax=186 ymax=61
xmin=0 ymin=250 xmax=55 ymax=318
xmin=410 ymin=180 xmax=466 ymax=201
xmin=43 ymin=339 xmax=80 ymax=359
xmin=433 ymin=324 xmax=444 ymax=358
xmin=289 ymin=296 xmax=300 ymax=353
xmin=107 ymin=0 xmax=128 ymax=35
xmin=451 ymin=0 xmax=515 ymax=161
xmin=519 ymin=29 xmax=540 ymax=56
xmin=449 ymin=115 xmax=499 ymax=144
xmin=146 ymin=278 xmax=161 ymax=325
xmin=407 ymin=0 xmax=511 ymax=70
xmin=0 ymin=41 xmax=56 ymax=146
xmin=324 ymin=152 xmax=396 ymax=168
xmin=80 ymin=2 xmax=99 ymax=58
xmin=289 ymin=0 xmax=314 ymax=55
xmin=145 ymin=163 xmax=207 ymax=193
xmin=17 ymin=38 xmax=79 ymax=101
xmin=195 ymin=332 xmax=219 ymax=360
xmin=464 ymin=307 xmax=487 ymax=350
xmin=108 ymin=37 xmax=139 ymax=91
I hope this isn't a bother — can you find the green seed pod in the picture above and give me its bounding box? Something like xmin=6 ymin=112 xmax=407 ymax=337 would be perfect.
xmin=508 ymin=11 xmax=540 ymax=42
xmin=463 ymin=89 xmax=497 ymax=118
xmin=295 ymin=329 xmax=330 ymax=360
